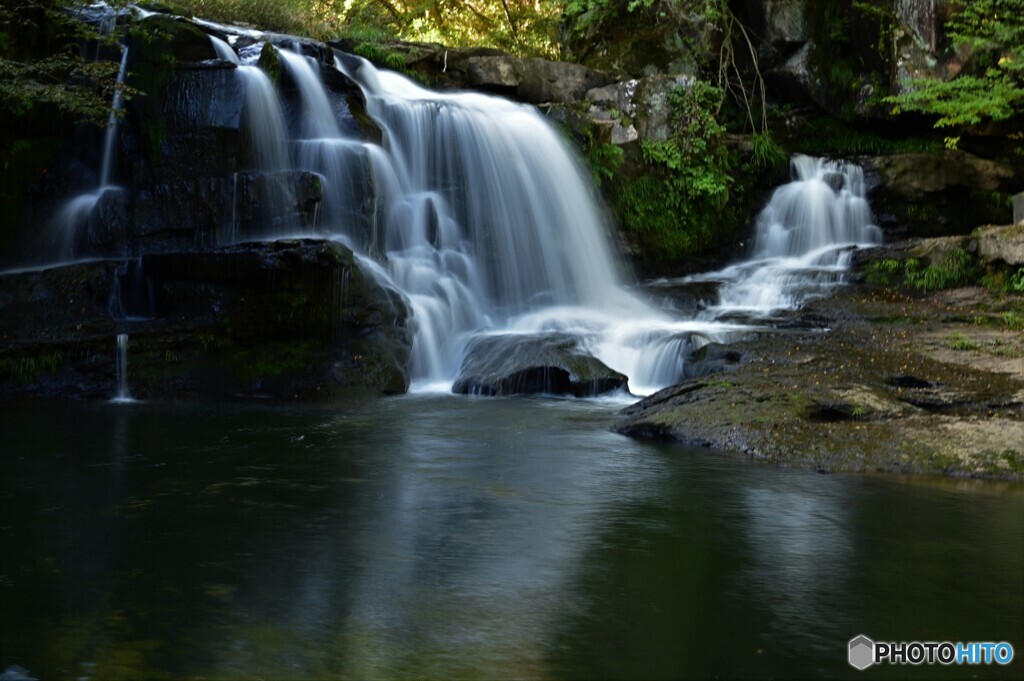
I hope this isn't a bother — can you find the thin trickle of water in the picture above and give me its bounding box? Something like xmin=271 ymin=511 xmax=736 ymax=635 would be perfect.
xmin=49 ymin=46 xmax=130 ymax=261
xmin=113 ymin=333 xmax=131 ymax=402
xmin=99 ymin=47 xmax=130 ymax=188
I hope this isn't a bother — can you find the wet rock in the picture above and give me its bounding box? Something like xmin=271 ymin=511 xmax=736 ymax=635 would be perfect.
xmin=633 ymin=75 xmax=695 ymax=142
xmin=682 ymin=342 xmax=743 ymax=379
xmin=891 ymin=0 xmax=964 ymax=97
xmin=452 ymin=333 xmax=627 ymax=397
xmin=133 ymin=13 xmax=218 ymax=63
xmin=586 ymin=80 xmax=640 ymax=144
xmin=561 ymin=1 xmax=715 ymax=76
xmin=0 ymin=240 xmax=413 ymax=401
xmin=763 ymin=0 xmax=809 ymax=55
xmin=615 ymin=284 xmax=1024 ymax=479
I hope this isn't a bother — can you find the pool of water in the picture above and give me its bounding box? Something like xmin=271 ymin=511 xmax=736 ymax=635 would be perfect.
xmin=1 ymin=396 xmax=1021 ymax=679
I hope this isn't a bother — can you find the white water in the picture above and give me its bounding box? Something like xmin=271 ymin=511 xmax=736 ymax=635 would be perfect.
xmin=209 ymin=34 xmax=239 ymax=64
xmin=335 ymin=56 xmax=747 ymax=393
xmin=43 ymin=26 xmax=880 ymax=397
xmin=224 ymin=49 xmax=875 ymax=395
xmin=693 ymin=155 xmax=881 ymax=320
xmin=99 ymin=46 xmax=130 ymax=187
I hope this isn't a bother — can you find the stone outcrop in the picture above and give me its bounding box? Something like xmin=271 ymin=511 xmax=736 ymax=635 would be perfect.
xmin=863 ymin=151 xmax=1016 ymax=237
xmin=464 ymin=56 xmax=616 ymax=104
xmin=975 ymin=224 xmax=1024 ymax=267
xmin=0 ymin=240 xmax=413 ymax=401
xmin=452 ymin=333 xmax=627 ymax=397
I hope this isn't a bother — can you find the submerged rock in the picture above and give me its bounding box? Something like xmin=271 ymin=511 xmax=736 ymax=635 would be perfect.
xmin=452 ymin=333 xmax=627 ymax=397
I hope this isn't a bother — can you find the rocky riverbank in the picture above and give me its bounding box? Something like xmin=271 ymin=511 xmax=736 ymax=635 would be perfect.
xmin=616 ymin=244 xmax=1024 ymax=480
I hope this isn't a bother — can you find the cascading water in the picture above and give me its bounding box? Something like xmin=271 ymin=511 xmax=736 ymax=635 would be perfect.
xmin=695 ymin=155 xmax=881 ymax=320
xmin=210 ymin=35 xmax=296 ymax=240
xmin=335 ymin=56 xmax=752 ymax=392
xmin=50 ymin=45 xmax=130 ymax=260
xmin=193 ymin=44 xmax=750 ymax=394
xmin=54 ymin=19 xmax=881 ymax=398
xmin=112 ymin=333 xmax=131 ymax=402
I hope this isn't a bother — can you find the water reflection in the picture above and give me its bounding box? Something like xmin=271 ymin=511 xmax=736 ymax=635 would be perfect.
xmin=0 ymin=399 xmax=1021 ymax=680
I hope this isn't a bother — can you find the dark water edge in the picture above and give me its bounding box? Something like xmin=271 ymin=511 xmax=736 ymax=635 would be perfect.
xmin=0 ymin=396 xmax=1021 ymax=680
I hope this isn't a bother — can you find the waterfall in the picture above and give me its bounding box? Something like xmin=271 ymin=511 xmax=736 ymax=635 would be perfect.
xmin=692 ymin=155 xmax=882 ymax=320
xmin=209 ymin=34 xmax=239 ymax=64
xmin=187 ymin=48 xmax=749 ymax=394
xmin=99 ymin=46 xmax=129 ymax=187
xmin=112 ymin=333 xmax=131 ymax=402
xmin=48 ymin=22 xmax=881 ymax=398
xmin=335 ymin=56 xmax=743 ymax=391
xmin=49 ymin=45 xmax=130 ymax=261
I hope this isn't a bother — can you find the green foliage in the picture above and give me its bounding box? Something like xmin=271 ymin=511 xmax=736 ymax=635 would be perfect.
xmin=1011 ymin=268 xmax=1024 ymax=293
xmin=864 ymin=258 xmax=903 ymax=286
xmin=618 ymin=80 xmax=739 ymax=261
xmin=1002 ymin=311 xmax=1024 ymax=330
xmin=865 ymin=250 xmax=981 ymax=292
xmin=946 ymin=333 xmax=979 ymax=351
xmin=0 ymin=350 xmax=64 ymax=382
xmin=163 ymin=0 xmax=320 ymax=37
xmin=794 ymin=116 xmax=941 ymax=155
xmin=166 ymin=0 xmax=561 ymax=56
xmin=904 ymin=249 xmax=979 ymax=292
xmin=885 ymin=0 xmax=1024 ymax=133
xmin=0 ymin=1 xmax=132 ymax=125
xmin=750 ymin=132 xmax=787 ymax=170
xmin=585 ymin=141 xmax=623 ymax=186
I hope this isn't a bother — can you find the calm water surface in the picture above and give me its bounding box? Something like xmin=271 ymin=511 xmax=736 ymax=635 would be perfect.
xmin=1 ymin=396 xmax=1021 ymax=679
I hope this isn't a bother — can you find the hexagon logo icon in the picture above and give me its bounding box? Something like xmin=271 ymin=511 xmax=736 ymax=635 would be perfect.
xmin=849 ymin=635 xmax=875 ymax=670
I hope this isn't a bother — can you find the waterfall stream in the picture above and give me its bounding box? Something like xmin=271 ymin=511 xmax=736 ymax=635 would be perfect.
xmin=49 ymin=45 xmax=130 ymax=260
xmin=199 ymin=41 xmax=880 ymax=395
xmin=40 ymin=24 xmax=881 ymax=398
xmin=682 ymin=155 xmax=881 ymax=323
xmin=112 ymin=333 xmax=132 ymax=402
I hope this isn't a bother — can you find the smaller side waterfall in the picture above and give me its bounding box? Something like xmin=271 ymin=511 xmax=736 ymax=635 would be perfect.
xmin=49 ymin=46 xmax=130 ymax=261
xmin=699 ymin=155 xmax=881 ymax=319
xmin=112 ymin=333 xmax=132 ymax=402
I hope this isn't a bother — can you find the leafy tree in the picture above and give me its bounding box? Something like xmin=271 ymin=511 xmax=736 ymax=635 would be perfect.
xmin=885 ymin=0 xmax=1024 ymax=133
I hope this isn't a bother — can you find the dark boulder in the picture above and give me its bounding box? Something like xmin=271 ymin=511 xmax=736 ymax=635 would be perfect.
xmin=862 ymin=151 xmax=1016 ymax=238
xmin=0 ymin=239 xmax=413 ymax=401
xmin=452 ymin=333 xmax=627 ymax=397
